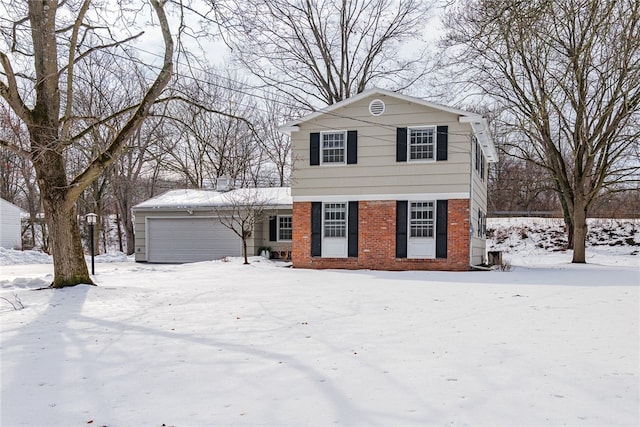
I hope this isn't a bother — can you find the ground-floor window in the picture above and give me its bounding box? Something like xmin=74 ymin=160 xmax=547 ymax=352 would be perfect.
xmin=407 ymin=201 xmax=436 ymax=258
xmin=410 ymin=202 xmax=434 ymax=237
xmin=324 ymin=203 xmax=347 ymax=237
xmin=322 ymin=202 xmax=348 ymax=257
xmin=278 ymin=215 xmax=292 ymax=241
xmin=477 ymin=209 xmax=486 ymax=238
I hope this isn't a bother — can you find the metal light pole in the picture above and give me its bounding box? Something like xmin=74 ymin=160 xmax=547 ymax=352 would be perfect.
xmin=86 ymin=213 xmax=97 ymax=275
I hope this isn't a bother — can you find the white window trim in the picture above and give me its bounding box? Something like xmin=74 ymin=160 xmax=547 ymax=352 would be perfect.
xmin=321 ymin=202 xmax=348 ymax=258
xmin=277 ymin=215 xmax=292 ymax=242
xmin=407 ymin=200 xmax=436 ymax=259
xmin=407 ymin=125 xmax=437 ymax=162
xmin=320 ymin=130 xmax=347 ymax=166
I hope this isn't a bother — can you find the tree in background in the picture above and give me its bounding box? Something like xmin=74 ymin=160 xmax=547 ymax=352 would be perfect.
xmin=0 ymin=0 xmax=173 ymax=287
xmin=214 ymin=189 xmax=274 ymax=265
xmin=443 ymin=0 xmax=640 ymax=262
xmin=255 ymin=90 xmax=296 ymax=187
xmin=216 ymin=0 xmax=435 ymax=109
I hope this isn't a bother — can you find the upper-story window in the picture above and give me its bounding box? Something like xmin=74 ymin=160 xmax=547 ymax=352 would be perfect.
xmin=321 ymin=131 xmax=346 ymax=164
xmin=409 ymin=126 xmax=436 ymax=161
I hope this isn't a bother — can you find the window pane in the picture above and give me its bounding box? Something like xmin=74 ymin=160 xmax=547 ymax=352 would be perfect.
xmin=279 ymin=216 xmax=292 ymax=241
xmin=322 ymin=132 xmax=345 ymax=163
xmin=324 ymin=203 xmax=346 ymax=237
xmin=409 ymin=128 xmax=434 ymax=160
xmin=410 ymin=201 xmax=434 ymax=237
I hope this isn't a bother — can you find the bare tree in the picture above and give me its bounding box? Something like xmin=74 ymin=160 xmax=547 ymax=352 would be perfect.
xmin=0 ymin=1 xmax=174 ymax=287
xmin=214 ymin=189 xmax=274 ymax=264
xmin=111 ymin=118 xmax=168 ymax=255
xmin=161 ymin=68 xmax=265 ymax=188
xmin=0 ymin=107 xmax=26 ymax=202
xmin=216 ymin=0 xmax=435 ymax=108
xmin=254 ymin=90 xmax=295 ymax=186
xmin=442 ymin=0 xmax=640 ymax=263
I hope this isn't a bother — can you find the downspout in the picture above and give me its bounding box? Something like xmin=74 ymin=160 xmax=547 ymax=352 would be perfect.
xmin=459 ymin=116 xmax=496 ymax=271
xmin=468 ymin=134 xmax=491 ymax=271
xmin=468 ymin=133 xmax=475 ymax=270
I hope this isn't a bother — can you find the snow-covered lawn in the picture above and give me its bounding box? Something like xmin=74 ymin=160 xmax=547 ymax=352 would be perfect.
xmin=1 ymin=220 xmax=638 ymax=426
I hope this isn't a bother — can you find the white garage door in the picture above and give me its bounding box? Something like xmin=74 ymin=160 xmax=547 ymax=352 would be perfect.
xmin=147 ymin=217 xmax=242 ymax=263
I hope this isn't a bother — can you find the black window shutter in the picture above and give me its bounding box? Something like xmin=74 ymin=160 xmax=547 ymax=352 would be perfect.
xmin=311 ymin=202 xmax=322 ymax=256
xmin=436 ymin=200 xmax=448 ymax=258
xmin=269 ymin=216 xmax=277 ymax=241
xmin=348 ymin=201 xmax=358 ymax=257
xmin=347 ymin=130 xmax=357 ymax=164
xmin=396 ymin=128 xmax=407 ymax=162
xmin=396 ymin=201 xmax=408 ymax=258
xmin=436 ymin=126 xmax=448 ymax=161
xmin=310 ymin=133 xmax=320 ymax=166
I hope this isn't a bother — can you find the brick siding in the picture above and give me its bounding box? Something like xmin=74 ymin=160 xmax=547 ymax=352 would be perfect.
xmin=292 ymin=199 xmax=470 ymax=271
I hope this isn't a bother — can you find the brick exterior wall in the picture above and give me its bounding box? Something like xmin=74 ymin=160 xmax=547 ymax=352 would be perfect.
xmin=292 ymin=199 xmax=470 ymax=271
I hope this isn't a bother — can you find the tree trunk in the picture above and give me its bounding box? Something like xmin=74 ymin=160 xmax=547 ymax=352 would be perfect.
xmin=116 ymin=197 xmax=136 ymax=255
xmin=571 ymin=200 xmax=588 ymax=263
xmin=42 ymin=191 xmax=93 ymax=287
xmin=33 ymin=130 xmax=93 ymax=287
xmin=116 ymin=211 xmax=124 ymax=253
xmin=555 ymin=180 xmax=574 ymax=249
xmin=242 ymin=238 xmax=249 ymax=264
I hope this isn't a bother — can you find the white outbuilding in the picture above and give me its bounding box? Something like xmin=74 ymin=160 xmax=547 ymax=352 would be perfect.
xmin=0 ymin=198 xmax=24 ymax=249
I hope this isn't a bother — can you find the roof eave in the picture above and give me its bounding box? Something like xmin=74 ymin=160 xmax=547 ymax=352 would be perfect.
xmin=459 ymin=116 xmax=499 ymax=163
xmin=277 ymin=87 xmax=481 ymax=134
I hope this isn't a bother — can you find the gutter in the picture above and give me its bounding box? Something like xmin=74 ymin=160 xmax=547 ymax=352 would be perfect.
xmin=469 ymin=263 xmax=492 ymax=271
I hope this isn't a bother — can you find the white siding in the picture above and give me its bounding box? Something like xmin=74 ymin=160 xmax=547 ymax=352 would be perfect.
xmin=0 ymin=199 xmax=22 ymax=249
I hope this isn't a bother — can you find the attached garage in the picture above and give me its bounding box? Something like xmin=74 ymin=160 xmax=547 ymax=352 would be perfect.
xmin=133 ymin=187 xmax=292 ymax=264
xmin=146 ymin=217 xmax=241 ymax=263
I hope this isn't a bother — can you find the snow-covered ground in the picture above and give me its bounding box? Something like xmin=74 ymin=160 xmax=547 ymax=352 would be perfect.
xmin=1 ymin=219 xmax=638 ymax=426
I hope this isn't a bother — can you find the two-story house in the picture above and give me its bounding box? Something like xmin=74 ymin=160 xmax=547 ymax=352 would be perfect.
xmin=279 ymin=88 xmax=497 ymax=271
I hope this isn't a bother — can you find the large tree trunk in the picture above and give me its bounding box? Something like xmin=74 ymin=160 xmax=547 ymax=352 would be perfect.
xmin=37 ymin=162 xmax=93 ymax=287
xmin=571 ymin=199 xmax=588 ymax=263
xmin=45 ymin=196 xmax=93 ymax=287
xmin=30 ymin=93 xmax=93 ymax=286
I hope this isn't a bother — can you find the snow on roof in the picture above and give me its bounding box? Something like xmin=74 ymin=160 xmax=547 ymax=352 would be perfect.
xmin=133 ymin=187 xmax=292 ymax=210
xmin=215 ymin=187 xmax=292 ymax=207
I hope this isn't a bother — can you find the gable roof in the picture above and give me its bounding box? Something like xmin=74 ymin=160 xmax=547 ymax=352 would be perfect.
xmin=0 ymin=198 xmax=27 ymax=215
xmin=278 ymin=87 xmax=498 ymax=162
xmin=133 ymin=187 xmax=292 ymax=211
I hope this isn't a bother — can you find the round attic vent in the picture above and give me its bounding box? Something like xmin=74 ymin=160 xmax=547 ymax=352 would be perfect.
xmin=369 ymin=99 xmax=385 ymax=116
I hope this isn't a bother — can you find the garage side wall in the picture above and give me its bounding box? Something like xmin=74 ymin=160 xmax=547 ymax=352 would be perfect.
xmin=133 ymin=209 xmax=147 ymax=261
